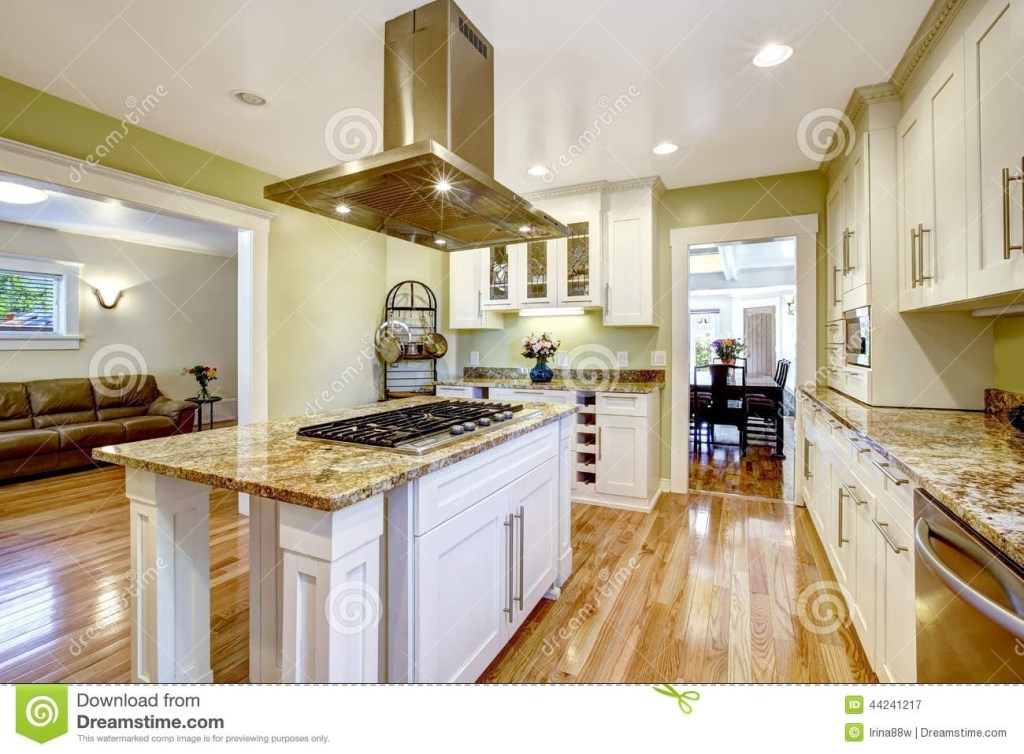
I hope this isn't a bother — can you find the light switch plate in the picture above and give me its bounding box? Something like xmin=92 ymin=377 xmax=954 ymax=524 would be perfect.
xmin=555 ymin=353 xmax=569 ymax=367
xmin=469 ymin=351 xmax=480 ymax=366
xmin=616 ymin=351 xmax=629 ymax=367
xmin=650 ymin=350 xmax=666 ymax=367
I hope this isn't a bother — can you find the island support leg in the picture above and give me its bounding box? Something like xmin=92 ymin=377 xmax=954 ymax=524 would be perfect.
xmin=278 ymin=496 xmax=385 ymax=683
xmin=126 ymin=469 xmax=212 ymax=683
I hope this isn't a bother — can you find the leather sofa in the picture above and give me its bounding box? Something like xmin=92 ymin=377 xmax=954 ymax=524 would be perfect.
xmin=0 ymin=375 xmax=195 ymax=482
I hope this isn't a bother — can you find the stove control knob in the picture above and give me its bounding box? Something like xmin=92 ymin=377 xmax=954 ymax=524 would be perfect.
xmin=462 ymin=422 xmax=477 ymax=432
xmin=501 ymin=411 xmax=513 ymax=421
xmin=478 ymin=417 xmax=492 ymax=427
xmin=491 ymin=413 xmax=505 ymax=422
xmin=449 ymin=425 xmax=465 ymax=436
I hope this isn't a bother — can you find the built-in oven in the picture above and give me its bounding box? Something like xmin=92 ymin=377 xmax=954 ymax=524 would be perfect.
xmin=844 ymin=306 xmax=870 ymax=367
xmin=914 ymin=489 xmax=1024 ymax=682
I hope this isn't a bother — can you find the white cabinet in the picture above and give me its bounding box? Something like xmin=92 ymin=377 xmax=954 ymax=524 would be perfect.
xmin=847 ymin=476 xmax=878 ymax=663
xmin=507 ymin=459 xmax=558 ymax=634
xmin=826 ymin=186 xmax=846 ymax=320
xmin=517 ymin=239 xmax=558 ymax=309
xmin=556 ymin=215 xmax=601 ymax=307
xmin=488 ymin=387 xmax=576 ymax=405
xmin=596 ymin=414 xmax=647 ymax=498
xmin=897 ymin=40 xmax=969 ymax=311
xmin=448 ymin=250 xmax=503 ymax=330
xmin=826 ymin=138 xmax=869 ymax=302
xmin=875 ymin=515 xmax=916 ymax=683
xmin=481 ymin=244 xmax=521 ymax=311
xmin=965 ymin=0 xmax=1024 ymax=298
xmin=436 ymin=385 xmax=484 ymax=399
xmin=603 ymin=186 xmax=658 ymax=326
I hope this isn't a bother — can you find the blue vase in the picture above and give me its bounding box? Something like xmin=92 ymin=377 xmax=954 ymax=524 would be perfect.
xmin=530 ymin=358 xmax=553 ymax=383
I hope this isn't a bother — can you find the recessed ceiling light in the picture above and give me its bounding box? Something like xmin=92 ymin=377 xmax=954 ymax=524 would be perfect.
xmin=753 ymin=44 xmax=793 ymax=68
xmin=335 ymin=203 xmax=351 ymax=214
xmin=527 ymin=165 xmax=550 ymax=177
xmin=518 ymin=225 xmax=531 ymax=233
xmin=435 ymin=180 xmax=452 ymax=192
xmin=230 ymin=89 xmax=267 ymax=107
xmin=652 ymin=142 xmax=678 ymax=155
xmin=434 ymin=238 xmax=447 ymax=246
xmin=0 ymin=181 xmax=48 ymax=204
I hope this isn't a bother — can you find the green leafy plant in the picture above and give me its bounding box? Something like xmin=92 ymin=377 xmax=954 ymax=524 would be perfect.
xmin=694 ymin=337 xmax=713 ymax=367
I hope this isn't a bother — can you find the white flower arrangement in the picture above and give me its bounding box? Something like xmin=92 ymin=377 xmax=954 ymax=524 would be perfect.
xmin=521 ymin=331 xmax=561 ymax=360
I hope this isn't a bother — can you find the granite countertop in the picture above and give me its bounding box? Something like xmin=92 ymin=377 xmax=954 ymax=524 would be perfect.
xmin=437 ymin=377 xmax=663 ymax=394
xmin=93 ymin=397 xmax=578 ymax=512
xmin=801 ymin=387 xmax=1024 ymax=570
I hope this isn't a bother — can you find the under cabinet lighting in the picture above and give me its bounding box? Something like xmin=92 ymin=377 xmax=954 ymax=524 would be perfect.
xmin=519 ymin=307 xmax=585 ymax=318
xmin=0 ymin=181 xmax=48 ymax=204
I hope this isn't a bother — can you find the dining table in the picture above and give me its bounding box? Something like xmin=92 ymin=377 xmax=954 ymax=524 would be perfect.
xmin=691 ymin=373 xmax=786 ymax=457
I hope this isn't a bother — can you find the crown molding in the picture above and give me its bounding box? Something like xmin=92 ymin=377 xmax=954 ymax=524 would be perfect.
xmin=818 ymin=0 xmax=966 ymax=176
xmin=524 ymin=175 xmax=664 ymax=201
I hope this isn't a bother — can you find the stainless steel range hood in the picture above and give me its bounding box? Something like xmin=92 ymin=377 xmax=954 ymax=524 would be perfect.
xmin=264 ymin=0 xmax=567 ymax=251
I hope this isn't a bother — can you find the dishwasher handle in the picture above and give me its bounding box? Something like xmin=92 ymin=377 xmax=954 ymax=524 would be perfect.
xmin=914 ymin=518 xmax=1024 ymax=638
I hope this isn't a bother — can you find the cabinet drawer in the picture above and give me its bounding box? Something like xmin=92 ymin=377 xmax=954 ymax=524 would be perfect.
xmin=841 ymin=367 xmax=870 ymax=402
xmin=489 ymin=387 xmax=574 ymax=405
xmin=414 ymin=422 xmax=558 ymax=536
xmin=827 ymin=321 xmax=845 ymax=345
xmin=436 ymin=385 xmax=484 ymax=399
xmin=596 ymin=392 xmax=648 ymax=417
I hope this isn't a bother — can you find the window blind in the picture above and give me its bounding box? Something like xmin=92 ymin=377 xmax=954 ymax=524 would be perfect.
xmin=0 ymin=270 xmax=58 ymax=333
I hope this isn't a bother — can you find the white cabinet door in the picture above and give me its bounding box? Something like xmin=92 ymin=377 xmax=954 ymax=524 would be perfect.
xmin=848 ymin=479 xmax=877 ymax=665
xmin=556 ymin=215 xmax=601 ymax=307
xmin=481 ymin=244 xmax=521 ymax=310
xmin=928 ymin=40 xmax=970 ymax=305
xmin=596 ymin=414 xmax=647 ymax=498
xmin=828 ymin=468 xmax=855 ymax=587
xmin=518 ymin=239 xmax=558 ymax=308
xmin=508 ymin=459 xmax=558 ymax=633
xmin=810 ymin=430 xmax=830 ymax=537
xmin=604 ymin=191 xmax=655 ymax=326
xmin=897 ymin=98 xmax=931 ymax=312
xmin=449 ymin=250 xmax=502 ymax=330
xmin=826 ymin=182 xmax=845 ymax=321
xmin=966 ymin=0 xmax=1024 ymax=298
xmin=877 ymin=517 xmax=916 ymax=683
xmin=842 ymin=140 xmax=870 ymax=294
xmin=489 ymin=388 xmax=575 ymax=405
xmin=414 ymin=487 xmax=511 ymax=683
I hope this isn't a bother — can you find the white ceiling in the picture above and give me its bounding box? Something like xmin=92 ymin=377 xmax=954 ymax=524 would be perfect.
xmin=0 ymin=0 xmax=931 ymax=191
xmin=0 ymin=173 xmax=239 ymax=255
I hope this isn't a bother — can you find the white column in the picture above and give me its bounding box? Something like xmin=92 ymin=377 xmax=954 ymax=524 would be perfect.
xmin=126 ymin=468 xmax=212 ymax=683
xmin=555 ymin=414 xmax=574 ymax=588
xmin=248 ymin=496 xmax=283 ymax=682
xmin=278 ymin=496 xmax=385 ymax=683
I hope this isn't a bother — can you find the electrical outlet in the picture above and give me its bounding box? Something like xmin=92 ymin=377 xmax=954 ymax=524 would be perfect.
xmin=650 ymin=350 xmax=666 ymax=367
xmin=555 ymin=352 xmax=569 ymax=367
xmin=469 ymin=351 xmax=480 ymax=366
xmin=616 ymin=351 xmax=629 ymax=367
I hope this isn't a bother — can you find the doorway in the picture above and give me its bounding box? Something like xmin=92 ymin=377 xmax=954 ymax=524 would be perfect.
xmin=669 ymin=215 xmax=819 ymax=502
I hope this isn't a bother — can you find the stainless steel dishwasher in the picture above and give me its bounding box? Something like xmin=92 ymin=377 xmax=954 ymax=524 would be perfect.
xmin=915 ymin=489 xmax=1024 ymax=682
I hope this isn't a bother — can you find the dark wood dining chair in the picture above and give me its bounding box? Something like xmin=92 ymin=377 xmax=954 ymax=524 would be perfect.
xmin=708 ymin=363 xmax=748 ymax=453
xmin=691 ymin=364 xmax=713 ymax=449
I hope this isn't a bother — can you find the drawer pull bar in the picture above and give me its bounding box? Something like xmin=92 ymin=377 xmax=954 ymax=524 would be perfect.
xmin=873 ymin=461 xmax=909 ymax=486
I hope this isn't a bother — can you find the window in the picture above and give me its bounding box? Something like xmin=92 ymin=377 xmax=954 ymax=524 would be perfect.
xmin=0 ymin=254 xmax=80 ymax=350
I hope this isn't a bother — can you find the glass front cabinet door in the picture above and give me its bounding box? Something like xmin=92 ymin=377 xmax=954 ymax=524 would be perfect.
xmin=518 ymin=240 xmax=557 ymax=308
xmin=481 ymin=244 xmax=520 ymax=310
xmin=556 ymin=218 xmax=601 ymax=307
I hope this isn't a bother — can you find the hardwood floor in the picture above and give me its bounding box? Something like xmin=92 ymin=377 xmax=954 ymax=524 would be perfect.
xmin=0 ymin=465 xmax=873 ymax=684
xmin=689 ymin=417 xmax=796 ymax=501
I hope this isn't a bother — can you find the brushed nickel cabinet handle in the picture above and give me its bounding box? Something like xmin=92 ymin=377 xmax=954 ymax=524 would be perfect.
xmin=846 ymin=434 xmax=870 ymax=454
xmin=841 ymin=229 xmax=849 ymax=273
xmin=1003 ymin=163 xmax=1024 ymax=260
xmin=843 ymin=482 xmax=866 ymax=506
xmin=845 ymin=228 xmax=856 ymax=273
xmin=910 ymin=226 xmax=918 ymax=289
xmin=917 ymin=223 xmax=932 ymax=283
xmin=477 ymin=290 xmax=482 ymax=319
xmin=837 ymin=487 xmax=849 ymax=547
xmin=873 ymin=460 xmax=909 ymax=486
xmin=832 ymin=266 xmax=842 ymax=305
xmin=515 ymin=505 xmax=525 ymax=610
xmin=604 ymin=282 xmax=610 ymax=313
xmin=597 ymin=426 xmax=602 ymax=460
xmin=874 ymin=519 xmax=907 ymax=554
xmin=803 ymin=438 xmax=814 ymax=479
xmin=504 ymin=514 xmax=514 ymax=622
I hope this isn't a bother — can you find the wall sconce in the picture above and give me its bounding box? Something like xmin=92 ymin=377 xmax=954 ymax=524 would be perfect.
xmin=784 ymin=293 xmax=795 ymax=315
xmin=94 ymin=285 xmax=124 ymax=309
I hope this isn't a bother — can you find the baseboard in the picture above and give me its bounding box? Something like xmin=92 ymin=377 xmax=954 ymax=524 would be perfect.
xmin=571 ymin=478 xmax=666 ymax=513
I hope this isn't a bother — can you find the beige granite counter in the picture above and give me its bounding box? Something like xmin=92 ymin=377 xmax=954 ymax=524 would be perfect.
xmin=801 ymin=387 xmax=1024 ymax=570
xmin=94 ymin=397 xmax=578 ymax=511
xmin=437 ymin=377 xmax=663 ymax=394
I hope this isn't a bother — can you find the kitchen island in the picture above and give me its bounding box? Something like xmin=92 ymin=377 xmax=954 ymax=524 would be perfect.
xmin=94 ymin=397 xmax=578 ymax=684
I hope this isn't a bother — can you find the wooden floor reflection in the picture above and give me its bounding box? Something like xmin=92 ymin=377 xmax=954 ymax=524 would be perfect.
xmin=689 ymin=418 xmax=796 ymax=501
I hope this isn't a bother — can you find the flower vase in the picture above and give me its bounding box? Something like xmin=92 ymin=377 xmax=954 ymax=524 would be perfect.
xmin=722 ymin=358 xmax=736 ymax=366
xmin=198 ymin=384 xmax=211 ymax=401
xmin=529 ymin=357 xmax=553 ymax=383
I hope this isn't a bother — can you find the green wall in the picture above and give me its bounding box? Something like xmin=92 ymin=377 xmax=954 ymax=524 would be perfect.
xmin=993 ymin=318 xmax=1024 ymax=393
xmin=0 ymin=76 xmax=387 ymax=419
xmin=460 ymin=170 xmax=830 ymax=472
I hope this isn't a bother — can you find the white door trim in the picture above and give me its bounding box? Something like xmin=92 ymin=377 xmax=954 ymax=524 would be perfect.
xmin=0 ymin=136 xmax=271 ymax=433
xmin=669 ymin=214 xmax=819 ymax=494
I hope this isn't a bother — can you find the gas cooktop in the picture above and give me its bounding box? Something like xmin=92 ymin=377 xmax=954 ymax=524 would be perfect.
xmin=296 ymin=400 xmax=541 ymax=456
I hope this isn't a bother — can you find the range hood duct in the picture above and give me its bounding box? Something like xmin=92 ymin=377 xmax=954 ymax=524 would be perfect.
xmin=264 ymin=0 xmax=567 ymax=251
